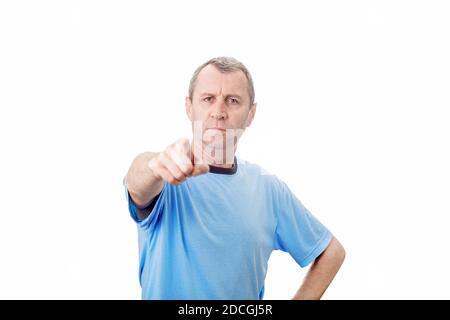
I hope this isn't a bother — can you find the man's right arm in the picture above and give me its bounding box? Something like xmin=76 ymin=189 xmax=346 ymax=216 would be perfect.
xmin=126 ymin=151 xmax=164 ymax=208
xmin=125 ymin=138 xmax=209 ymax=209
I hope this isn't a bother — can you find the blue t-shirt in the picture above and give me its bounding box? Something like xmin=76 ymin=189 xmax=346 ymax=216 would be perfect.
xmin=125 ymin=157 xmax=332 ymax=299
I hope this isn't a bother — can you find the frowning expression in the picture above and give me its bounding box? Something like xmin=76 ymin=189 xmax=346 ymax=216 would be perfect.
xmin=186 ymin=64 xmax=256 ymax=148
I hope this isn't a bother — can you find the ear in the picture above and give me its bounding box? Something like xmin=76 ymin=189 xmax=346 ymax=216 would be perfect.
xmin=245 ymin=103 xmax=257 ymax=127
xmin=185 ymin=96 xmax=193 ymax=121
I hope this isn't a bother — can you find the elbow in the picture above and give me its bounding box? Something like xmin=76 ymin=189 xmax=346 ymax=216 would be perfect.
xmin=324 ymin=236 xmax=346 ymax=267
xmin=334 ymin=237 xmax=346 ymax=267
xmin=338 ymin=244 xmax=346 ymax=266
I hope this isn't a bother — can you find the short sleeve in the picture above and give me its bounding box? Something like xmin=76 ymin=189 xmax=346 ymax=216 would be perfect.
xmin=273 ymin=180 xmax=332 ymax=268
xmin=123 ymin=177 xmax=167 ymax=232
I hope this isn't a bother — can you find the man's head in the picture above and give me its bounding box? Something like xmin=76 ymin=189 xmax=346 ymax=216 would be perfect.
xmin=188 ymin=57 xmax=256 ymax=106
xmin=186 ymin=57 xmax=256 ymax=164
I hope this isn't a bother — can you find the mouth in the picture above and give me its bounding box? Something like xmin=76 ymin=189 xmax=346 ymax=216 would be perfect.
xmin=203 ymin=128 xmax=227 ymax=144
xmin=206 ymin=127 xmax=226 ymax=131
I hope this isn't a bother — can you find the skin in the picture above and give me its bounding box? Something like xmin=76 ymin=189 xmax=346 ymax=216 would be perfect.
xmin=125 ymin=64 xmax=345 ymax=299
xmin=292 ymin=236 xmax=345 ymax=299
xmin=185 ymin=64 xmax=256 ymax=168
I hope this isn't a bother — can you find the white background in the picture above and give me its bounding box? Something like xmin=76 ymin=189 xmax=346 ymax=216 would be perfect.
xmin=1 ymin=1 xmax=449 ymax=299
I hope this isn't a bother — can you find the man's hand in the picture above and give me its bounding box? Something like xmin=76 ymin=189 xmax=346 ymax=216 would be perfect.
xmin=126 ymin=138 xmax=209 ymax=208
xmin=148 ymin=138 xmax=209 ymax=186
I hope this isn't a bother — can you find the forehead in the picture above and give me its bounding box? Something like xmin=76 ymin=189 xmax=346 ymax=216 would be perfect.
xmin=194 ymin=64 xmax=248 ymax=97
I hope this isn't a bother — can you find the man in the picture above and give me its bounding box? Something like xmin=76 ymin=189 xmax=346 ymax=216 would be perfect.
xmin=124 ymin=57 xmax=345 ymax=299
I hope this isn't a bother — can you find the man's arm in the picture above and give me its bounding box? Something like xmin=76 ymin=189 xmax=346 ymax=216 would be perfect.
xmin=126 ymin=151 xmax=164 ymax=207
xmin=125 ymin=138 xmax=209 ymax=208
xmin=292 ymin=236 xmax=345 ymax=300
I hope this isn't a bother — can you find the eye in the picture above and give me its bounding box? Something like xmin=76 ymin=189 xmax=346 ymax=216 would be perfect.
xmin=203 ymin=96 xmax=213 ymax=102
xmin=228 ymin=97 xmax=239 ymax=104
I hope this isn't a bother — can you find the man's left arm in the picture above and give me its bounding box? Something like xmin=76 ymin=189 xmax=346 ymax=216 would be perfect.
xmin=292 ymin=236 xmax=346 ymax=300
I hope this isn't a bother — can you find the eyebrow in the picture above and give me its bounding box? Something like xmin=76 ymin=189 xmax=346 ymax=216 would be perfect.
xmin=200 ymin=93 xmax=243 ymax=100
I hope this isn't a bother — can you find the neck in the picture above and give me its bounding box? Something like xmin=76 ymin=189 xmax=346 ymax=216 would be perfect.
xmin=200 ymin=143 xmax=236 ymax=168
xmin=209 ymin=161 xmax=234 ymax=169
xmin=208 ymin=155 xmax=238 ymax=175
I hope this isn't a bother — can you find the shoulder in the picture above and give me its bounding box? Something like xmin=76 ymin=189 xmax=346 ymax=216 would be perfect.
xmin=237 ymin=157 xmax=286 ymax=190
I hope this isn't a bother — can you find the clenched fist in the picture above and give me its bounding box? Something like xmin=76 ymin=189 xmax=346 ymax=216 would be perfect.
xmin=148 ymin=138 xmax=209 ymax=186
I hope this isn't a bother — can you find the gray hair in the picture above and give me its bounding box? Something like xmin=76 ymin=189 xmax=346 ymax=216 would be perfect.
xmin=188 ymin=57 xmax=255 ymax=105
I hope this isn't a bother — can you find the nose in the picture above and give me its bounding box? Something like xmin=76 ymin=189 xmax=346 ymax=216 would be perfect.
xmin=210 ymin=100 xmax=227 ymax=120
xmin=211 ymin=111 xmax=226 ymax=120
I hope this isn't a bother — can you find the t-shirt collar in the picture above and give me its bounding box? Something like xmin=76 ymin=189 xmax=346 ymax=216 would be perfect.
xmin=208 ymin=156 xmax=238 ymax=175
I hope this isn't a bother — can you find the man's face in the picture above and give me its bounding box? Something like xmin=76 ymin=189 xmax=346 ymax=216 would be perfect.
xmin=185 ymin=64 xmax=256 ymax=162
